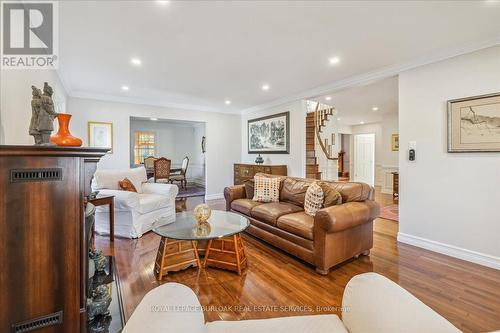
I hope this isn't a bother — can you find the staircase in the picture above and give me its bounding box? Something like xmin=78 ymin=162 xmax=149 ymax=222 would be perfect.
xmin=305 ymin=104 xmax=338 ymax=180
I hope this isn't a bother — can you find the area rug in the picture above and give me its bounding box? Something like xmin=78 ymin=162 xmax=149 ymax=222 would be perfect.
xmin=379 ymin=204 xmax=399 ymax=222
xmin=176 ymin=183 xmax=205 ymax=198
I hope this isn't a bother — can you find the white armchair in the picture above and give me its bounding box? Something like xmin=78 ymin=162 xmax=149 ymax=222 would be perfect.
xmin=92 ymin=167 xmax=178 ymax=238
xmin=122 ymin=273 xmax=464 ymax=333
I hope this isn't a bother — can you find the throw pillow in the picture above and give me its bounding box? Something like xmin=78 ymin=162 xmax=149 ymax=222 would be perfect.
xmin=318 ymin=181 xmax=343 ymax=207
xmin=304 ymin=182 xmax=324 ymax=216
xmin=118 ymin=178 xmax=138 ymax=192
xmin=253 ymin=176 xmax=281 ymax=203
xmin=244 ymin=179 xmax=255 ymax=199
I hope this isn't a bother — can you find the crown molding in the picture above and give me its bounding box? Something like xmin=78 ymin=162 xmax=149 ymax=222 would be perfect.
xmin=69 ymin=91 xmax=240 ymax=115
xmin=240 ymin=36 xmax=500 ymax=115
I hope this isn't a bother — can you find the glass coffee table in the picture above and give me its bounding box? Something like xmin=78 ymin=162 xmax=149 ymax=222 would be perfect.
xmin=153 ymin=210 xmax=250 ymax=279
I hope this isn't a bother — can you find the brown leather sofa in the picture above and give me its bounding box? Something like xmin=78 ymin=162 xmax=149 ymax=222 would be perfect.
xmin=224 ymin=175 xmax=380 ymax=274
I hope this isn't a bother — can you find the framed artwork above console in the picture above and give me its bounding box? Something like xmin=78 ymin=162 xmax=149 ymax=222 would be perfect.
xmin=248 ymin=112 xmax=290 ymax=154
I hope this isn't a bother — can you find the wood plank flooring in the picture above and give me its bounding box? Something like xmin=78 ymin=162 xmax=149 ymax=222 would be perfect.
xmin=95 ymin=188 xmax=500 ymax=333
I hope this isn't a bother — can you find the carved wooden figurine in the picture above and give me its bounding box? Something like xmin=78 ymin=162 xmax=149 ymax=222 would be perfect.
xmin=29 ymin=82 xmax=58 ymax=145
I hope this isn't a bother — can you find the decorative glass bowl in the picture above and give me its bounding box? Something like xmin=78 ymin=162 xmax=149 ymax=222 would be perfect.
xmin=194 ymin=204 xmax=211 ymax=224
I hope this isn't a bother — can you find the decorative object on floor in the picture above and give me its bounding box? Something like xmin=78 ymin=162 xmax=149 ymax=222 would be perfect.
xmin=379 ymin=204 xmax=399 ymax=222
xmin=254 ymin=154 xmax=264 ymax=164
xmin=50 ymin=113 xmax=83 ymax=146
xmin=248 ymin=111 xmax=290 ymax=154
xmin=176 ymin=183 xmax=205 ymax=199
xmin=88 ymin=121 xmax=113 ymax=153
xmin=448 ymin=92 xmax=500 ymax=152
xmin=201 ymin=135 xmax=206 ymax=153
xmin=194 ymin=203 xmax=211 ymax=224
xmin=154 ymin=157 xmax=172 ymax=183
xmin=304 ymin=182 xmax=324 ymax=216
xmin=29 ymin=83 xmax=59 ymax=145
xmin=391 ymin=133 xmax=399 ymax=151
xmin=87 ymin=285 xmax=112 ymax=321
xmin=90 ymin=249 xmax=109 ymax=272
xmin=169 ymin=156 xmax=189 ymax=189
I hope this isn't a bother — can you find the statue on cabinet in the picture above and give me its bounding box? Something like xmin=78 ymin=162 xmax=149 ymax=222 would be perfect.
xmin=29 ymin=82 xmax=59 ymax=145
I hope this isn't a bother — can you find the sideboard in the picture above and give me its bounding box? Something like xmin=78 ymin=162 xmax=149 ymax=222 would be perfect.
xmin=234 ymin=163 xmax=287 ymax=185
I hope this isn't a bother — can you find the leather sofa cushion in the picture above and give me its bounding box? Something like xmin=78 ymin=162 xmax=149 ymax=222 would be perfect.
xmin=277 ymin=212 xmax=314 ymax=240
xmin=325 ymin=182 xmax=373 ymax=202
xmin=231 ymin=199 xmax=262 ymax=216
xmin=280 ymin=178 xmax=312 ymax=207
xmin=251 ymin=202 xmax=303 ymax=226
xmin=318 ymin=181 xmax=342 ymax=207
xmin=244 ymin=179 xmax=254 ymax=199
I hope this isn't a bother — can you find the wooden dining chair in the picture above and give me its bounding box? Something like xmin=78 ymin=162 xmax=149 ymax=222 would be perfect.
xmin=169 ymin=156 xmax=189 ymax=189
xmin=153 ymin=157 xmax=171 ymax=183
xmin=144 ymin=156 xmax=157 ymax=169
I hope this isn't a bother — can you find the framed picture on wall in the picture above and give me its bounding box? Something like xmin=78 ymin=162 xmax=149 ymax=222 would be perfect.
xmin=88 ymin=121 xmax=113 ymax=153
xmin=391 ymin=134 xmax=399 ymax=151
xmin=448 ymin=92 xmax=500 ymax=152
xmin=248 ymin=111 xmax=290 ymax=154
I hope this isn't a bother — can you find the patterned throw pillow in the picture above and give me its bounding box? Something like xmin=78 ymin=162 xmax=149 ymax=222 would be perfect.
xmin=253 ymin=176 xmax=280 ymax=203
xmin=304 ymin=182 xmax=324 ymax=216
xmin=118 ymin=177 xmax=137 ymax=192
xmin=318 ymin=181 xmax=342 ymax=207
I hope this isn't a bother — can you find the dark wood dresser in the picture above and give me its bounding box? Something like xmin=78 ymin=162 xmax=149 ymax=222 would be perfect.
xmin=0 ymin=145 xmax=108 ymax=333
xmin=234 ymin=163 xmax=287 ymax=185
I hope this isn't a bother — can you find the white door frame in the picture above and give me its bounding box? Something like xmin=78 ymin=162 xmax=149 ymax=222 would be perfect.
xmin=353 ymin=133 xmax=375 ymax=186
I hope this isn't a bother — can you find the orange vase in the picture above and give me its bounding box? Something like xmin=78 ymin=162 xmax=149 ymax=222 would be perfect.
xmin=50 ymin=113 xmax=83 ymax=146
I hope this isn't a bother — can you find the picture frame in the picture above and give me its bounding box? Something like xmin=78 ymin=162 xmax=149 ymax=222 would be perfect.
xmin=248 ymin=111 xmax=290 ymax=154
xmin=391 ymin=134 xmax=399 ymax=151
xmin=88 ymin=121 xmax=113 ymax=153
xmin=447 ymin=92 xmax=500 ymax=152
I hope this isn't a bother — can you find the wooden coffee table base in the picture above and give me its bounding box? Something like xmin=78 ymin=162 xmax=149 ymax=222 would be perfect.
xmin=154 ymin=237 xmax=201 ymax=280
xmin=204 ymin=234 xmax=247 ymax=275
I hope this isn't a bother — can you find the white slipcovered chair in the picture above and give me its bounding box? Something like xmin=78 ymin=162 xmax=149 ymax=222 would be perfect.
xmin=122 ymin=272 xmax=467 ymax=333
xmin=91 ymin=167 xmax=178 ymax=238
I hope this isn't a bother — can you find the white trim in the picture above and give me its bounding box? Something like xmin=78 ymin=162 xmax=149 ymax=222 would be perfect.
xmin=397 ymin=232 xmax=500 ymax=270
xmin=240 ymin=37 xmax=500 ymax=115
xmin=205 ymin=193 xmax=224 ymax=201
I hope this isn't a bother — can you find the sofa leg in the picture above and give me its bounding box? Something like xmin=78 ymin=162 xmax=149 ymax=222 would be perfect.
xmin=315 ymin=267 xmax=329 ymax=275
xmin=362 ymin=250 xmax=370 ymax=256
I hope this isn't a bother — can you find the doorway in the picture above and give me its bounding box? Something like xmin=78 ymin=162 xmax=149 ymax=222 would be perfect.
xmin=353 ymin=133 xmax=375 ymax=186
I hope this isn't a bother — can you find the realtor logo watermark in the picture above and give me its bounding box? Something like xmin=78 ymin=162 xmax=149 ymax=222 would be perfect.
xmin=1 ymin=1 xmax=58 ymax=69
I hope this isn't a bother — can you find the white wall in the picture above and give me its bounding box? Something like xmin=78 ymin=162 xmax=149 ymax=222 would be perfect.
xmin=241 ymin=100 xmax=306 ymax=177
xmin=129 ymin=119 xmax=206 ymax=185
xmin=0 ymin=69 xmax=68 ymax=144
xmin=351 ymin=113 xmax=399 ymax=190
xmin=398 ymin=46 xmax=500 ymax=268
xmin=68 ymin=97 xmax=240 ymax=198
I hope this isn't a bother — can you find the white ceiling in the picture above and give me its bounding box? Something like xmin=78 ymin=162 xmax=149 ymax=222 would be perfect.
xmin=311 ymin=76 xmax=399 ymax=126
xmin=59 ymin=1 xmax=500 ymax=114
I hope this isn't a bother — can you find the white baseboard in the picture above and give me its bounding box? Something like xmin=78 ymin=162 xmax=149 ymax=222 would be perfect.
xmin=397 ymin=232 xmax=500 ymax=270
xmin=205 ymin=193 xmax=224 ymax=201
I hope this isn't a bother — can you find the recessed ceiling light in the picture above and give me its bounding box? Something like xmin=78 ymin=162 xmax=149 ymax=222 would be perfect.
xmin=360 ymin=121 xmax=365 ymax=124
xmin=121 ymin=85 xmax=129 ymax=91
xmin=150 ymin=117 xmax=158 ymax=121
xmin=372 ymin=106 xmax=379 ymax=111
xmin=325 ymin=96 xmax=332 ymax=101
xmin=329 ymin=57 xmax=340 ymax=65
xmin=130 ymin=57 xmax=142 ymax=66
xmin=157 ymin=0 xmax=169 ymax=5
xmin=225 ymin=100 xmax=231 ymax=105
xmin=261 ymin=84 xmax=270 ymax=91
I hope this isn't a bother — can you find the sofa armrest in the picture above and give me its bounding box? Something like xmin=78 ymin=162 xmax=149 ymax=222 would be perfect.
xmin=342 ymin=273 xmax=461 ymax=333
xmin=315 ymin=201 xmax=379 ymax=233
xmin=142 ymin=183 xmax=179 ymax=199
xmin=224 ymin=185 xmax=246 ymax=211
xmin=95 ymin=189 xmax=140 ymax=211
xmin=122 ymin=283 xmax=205 ymax=333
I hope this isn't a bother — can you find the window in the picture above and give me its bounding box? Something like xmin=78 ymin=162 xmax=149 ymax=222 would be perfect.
xmin=134 ymin=131 xmax=156 ymax=164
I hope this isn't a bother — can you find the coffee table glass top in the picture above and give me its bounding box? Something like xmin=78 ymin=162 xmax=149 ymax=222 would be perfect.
xmin=153 ymin=210 xmax=249 ymax=241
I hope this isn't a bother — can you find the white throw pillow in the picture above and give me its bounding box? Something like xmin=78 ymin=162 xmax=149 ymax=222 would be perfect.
xmin=253 ymin=176 xmax=281 ymax=203
xmin=304 ymin=182 xmax=324 ymax=216
xmin=94 ymin=167 xmax=147 ymax=193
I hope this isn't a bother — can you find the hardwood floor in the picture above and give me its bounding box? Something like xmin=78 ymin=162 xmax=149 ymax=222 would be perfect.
xmin=95 ymin=189 xmax=500 ymax=333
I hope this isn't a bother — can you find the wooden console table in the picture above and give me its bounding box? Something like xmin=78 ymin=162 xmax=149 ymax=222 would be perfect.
xmin=234 ymin=163 xmax=287 ymax=185
xmin=89 ymin=195 xmax=115 ymax=241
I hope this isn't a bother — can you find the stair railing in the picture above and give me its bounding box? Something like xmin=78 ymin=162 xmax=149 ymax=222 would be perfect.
xmin=313 ymin=102 xmax=338 ymax=160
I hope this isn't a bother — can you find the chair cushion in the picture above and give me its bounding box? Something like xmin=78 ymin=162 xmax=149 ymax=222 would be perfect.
xmin=206 ymin=314 xmax=347 ymax=333
xmin=277 ymin=212 xmax=315 ymax=240
xmin=138 ymin=193 xmax=170 ymax=214
xmin=170 ymin=175 xmax=185 ymax=181
xmin=280 ymin=177 xmax=312 ymax=207
xmin=251 ymin=202 xmax=303 ymax=226
xmin=231 ymin=199 xmax=263 ymax=216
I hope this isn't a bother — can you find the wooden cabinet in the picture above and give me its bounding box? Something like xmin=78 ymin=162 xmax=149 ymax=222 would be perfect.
xmin=234 ymin=163 xmax=287 ymax=185
xmin=0 ymin=146 xmax=108 ymax=333
xmin=392 ymin=172 xmax=399 ymax=201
